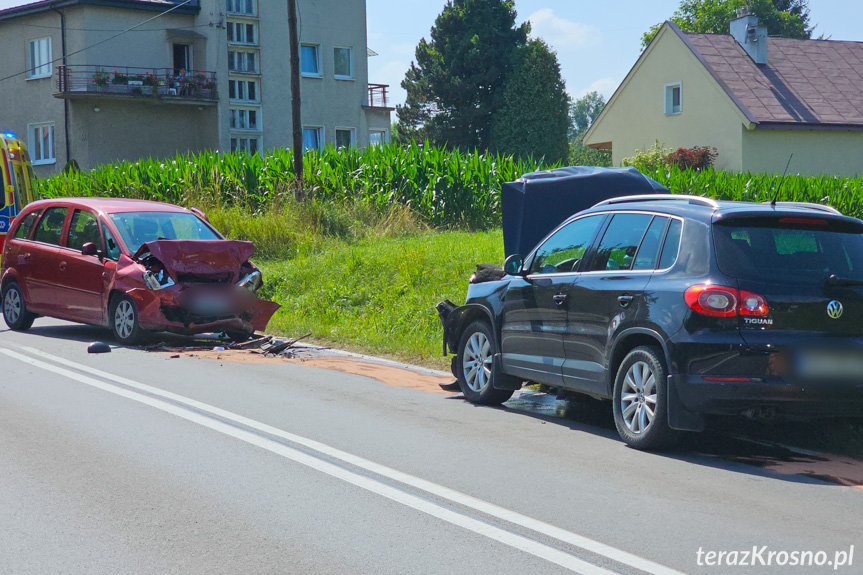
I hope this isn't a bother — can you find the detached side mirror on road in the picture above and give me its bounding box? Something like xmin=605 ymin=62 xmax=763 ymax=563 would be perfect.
xmin=81 ymin=242 xmax=100 ymax=257
xmin=504 ymin=254 xmax=526 ymax=276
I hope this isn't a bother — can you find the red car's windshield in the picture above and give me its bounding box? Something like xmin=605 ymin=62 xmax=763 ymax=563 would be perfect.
xmin=109 ymin=211 xmax=220 ymax=252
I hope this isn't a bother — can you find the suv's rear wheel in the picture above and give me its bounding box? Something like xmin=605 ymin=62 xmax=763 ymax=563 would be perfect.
xmin=2 ymin=282 xmax=36 ymax=331
xmin=613 ymin=346 xmax=680 ymax=450
xmin=456 ymin=321 xmax=514 ymax=405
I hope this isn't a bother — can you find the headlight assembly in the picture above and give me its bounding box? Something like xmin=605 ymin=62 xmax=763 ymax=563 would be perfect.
xmin=143 ymin=270 xmax=175 ymax=290
xmin=237 ymin=271 xmax=263 ymax=292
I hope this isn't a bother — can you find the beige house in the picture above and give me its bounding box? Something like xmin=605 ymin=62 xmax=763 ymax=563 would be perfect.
xmin=0 ymin=0 xmax=393 ymax=176
xmin=584 ymin=12 xmax=863 ymax=176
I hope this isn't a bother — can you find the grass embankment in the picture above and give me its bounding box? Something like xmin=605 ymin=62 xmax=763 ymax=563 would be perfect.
xmin=257 ymin=231 xmax=501 ymax=368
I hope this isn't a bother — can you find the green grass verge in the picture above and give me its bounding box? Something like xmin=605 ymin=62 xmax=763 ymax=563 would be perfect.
xmin=256 ymin=229 xmax=503 ymax=370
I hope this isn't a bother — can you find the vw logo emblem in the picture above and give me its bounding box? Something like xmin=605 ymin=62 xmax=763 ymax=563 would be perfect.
xmin=827 ymin=301 xmax=844 ymax=320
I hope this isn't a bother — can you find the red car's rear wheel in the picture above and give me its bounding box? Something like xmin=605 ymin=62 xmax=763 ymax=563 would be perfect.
xmin=3 ymin=282 xmax=35 ymax=331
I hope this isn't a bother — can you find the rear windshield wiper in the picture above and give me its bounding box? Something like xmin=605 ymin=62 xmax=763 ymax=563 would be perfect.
xmin=826 ymin=275 xmax=863 ymax=287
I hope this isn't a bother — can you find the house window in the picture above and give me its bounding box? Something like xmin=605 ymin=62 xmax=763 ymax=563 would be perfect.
xmin=369 ymin=131 xmax=386 ymax=146
xmin=229 ymin=78 xmax=258 ymax=102
xmin=231 ymin=136 xmax=260 ymax=154
xmin=301 ymin=44 xmax=321 ymax=77
xmin=227 ymin=21 xmax=257 ymax=45
xmin=230 ymin=108 xmax=260 ymax=131
xmin=335 ymin=128 xmax=355 ymax=149
xmin=228 ymin=50 xmax=258 ymax=73
xmin=333 ymin=47 xmax=353 ymax=79
xmin=303 ymin=127 xmax=323 ymax=151
xmin=226 ymin=0 xmax=255 ymax=15
xmin=28 ymin=122 xmax=55 ymax=165
xmin=27 ymin=37 xmax=52 ymax=79
xmin=665 ymin=83 xmax=682 ymax=115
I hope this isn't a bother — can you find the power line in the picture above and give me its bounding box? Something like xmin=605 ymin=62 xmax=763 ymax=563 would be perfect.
xmin=0 ymin=0 xmax=196 ymax=84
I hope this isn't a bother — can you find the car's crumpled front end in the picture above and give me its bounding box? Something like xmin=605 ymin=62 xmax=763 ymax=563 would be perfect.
xmin=115 ymin=239 xmax=280 ymax=336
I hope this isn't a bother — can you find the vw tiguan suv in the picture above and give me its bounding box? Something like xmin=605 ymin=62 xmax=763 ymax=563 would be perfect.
xmin=439 ymin=195 xmax=863 ymax=449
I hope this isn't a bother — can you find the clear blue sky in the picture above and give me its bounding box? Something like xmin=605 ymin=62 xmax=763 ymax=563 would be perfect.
xmin=0 ymin=0 xmax=858 ymax=107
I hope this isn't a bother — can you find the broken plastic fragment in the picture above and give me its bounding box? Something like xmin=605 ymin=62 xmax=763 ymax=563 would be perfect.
xmin=88 ymin=342 xmax=112 ymax=354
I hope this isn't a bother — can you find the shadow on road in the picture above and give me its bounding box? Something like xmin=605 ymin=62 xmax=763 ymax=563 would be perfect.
xmin=503 ymin=391 xmax=863 ymax=488
xmin=14 ymin=323 xmax=222 ymax=348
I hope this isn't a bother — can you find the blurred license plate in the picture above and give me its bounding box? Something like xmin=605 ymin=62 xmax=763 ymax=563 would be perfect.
xmin=795 ymin=351 xmax=863 ymax=382
xmin=187 ymin=293 xmax=233 ymax=316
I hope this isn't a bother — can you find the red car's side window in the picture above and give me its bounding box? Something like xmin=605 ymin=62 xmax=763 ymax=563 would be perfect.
xmin=32 ymin=207 xmax=68 ymax=246
xmin=12 ymin=210 xmax=41 ymax=241
xmin=67 ymin=210 xmax=101 ymax=252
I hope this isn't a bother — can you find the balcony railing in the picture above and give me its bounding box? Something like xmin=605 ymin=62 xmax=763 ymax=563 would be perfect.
xmin=56 ymin=65 xmax=218 ymax=102
xmin=367 ymin=84 xmax=391 ymax=109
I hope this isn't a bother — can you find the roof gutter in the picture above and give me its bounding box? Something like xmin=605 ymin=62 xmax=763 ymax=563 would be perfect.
xmin=0 ymin=0 xmax=200 ymax=22
xmin=755 ymin=122 xmax=863 ymax=133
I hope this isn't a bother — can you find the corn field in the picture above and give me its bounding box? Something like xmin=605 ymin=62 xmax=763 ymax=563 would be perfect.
xmin=38 ymin=143 xmax=554 ymax=228
xmin=38 ymin=144 xmax=863 ymax=226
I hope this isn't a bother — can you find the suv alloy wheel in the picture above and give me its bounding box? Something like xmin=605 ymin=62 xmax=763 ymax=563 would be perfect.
xmin=613 ymin=346 xmax=680 ymax=449
xmin=456 ymin=320 xmax=514 ymax=405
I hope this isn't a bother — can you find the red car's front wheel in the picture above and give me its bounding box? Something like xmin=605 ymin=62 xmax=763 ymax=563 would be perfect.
xmin=110 ymin=295 xmax=144 ymax=346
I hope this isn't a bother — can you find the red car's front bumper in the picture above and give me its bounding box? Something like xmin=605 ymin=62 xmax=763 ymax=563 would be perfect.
xmin=127 ymin=286 xmax=280 ymax=335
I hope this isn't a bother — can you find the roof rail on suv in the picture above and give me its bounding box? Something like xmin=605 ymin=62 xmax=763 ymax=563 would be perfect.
xmin=595 ymin=194 xmax=719 ymax=209
xmin=767 ymin=202 xmax=842 ymax=216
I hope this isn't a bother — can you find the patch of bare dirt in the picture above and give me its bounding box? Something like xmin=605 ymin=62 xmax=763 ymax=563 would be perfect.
xmin=165 ymin=349 xmax=453 ymax=395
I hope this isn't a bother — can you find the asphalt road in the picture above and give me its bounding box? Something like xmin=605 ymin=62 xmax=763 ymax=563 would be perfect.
xmin=1 ymin=319 xmax=861 ymax=575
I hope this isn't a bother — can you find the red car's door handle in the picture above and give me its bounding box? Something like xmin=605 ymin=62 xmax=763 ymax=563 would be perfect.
xmin=59 ymin=262 xmax=67 ymax=271
xmin=22 ymin=253 xmax=31 ymax=262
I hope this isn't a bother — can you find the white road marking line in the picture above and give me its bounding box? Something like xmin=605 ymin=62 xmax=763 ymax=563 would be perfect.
xmin=11 ymin=345 xmax=687 ymax=575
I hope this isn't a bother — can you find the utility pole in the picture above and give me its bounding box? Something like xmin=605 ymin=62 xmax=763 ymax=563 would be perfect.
xmin=287 ymin=0 xmax=304 ymax=198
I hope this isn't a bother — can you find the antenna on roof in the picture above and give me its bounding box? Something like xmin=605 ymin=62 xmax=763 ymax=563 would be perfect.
xmin=771 ymin=154 xmax=793 ymax=207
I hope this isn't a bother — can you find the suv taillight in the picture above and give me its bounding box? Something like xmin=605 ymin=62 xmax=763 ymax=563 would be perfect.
xmin=685 ymin=285 xmax=769 ymax=318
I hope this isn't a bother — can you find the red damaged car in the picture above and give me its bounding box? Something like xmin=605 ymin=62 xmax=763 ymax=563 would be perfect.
xmin=1 ymin=198 xmax=279 ymax=345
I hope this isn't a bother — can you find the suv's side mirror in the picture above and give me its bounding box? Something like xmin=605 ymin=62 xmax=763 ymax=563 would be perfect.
xmin=81 ymin=242 xmax=99 ymax=257
xmin=504 ymin=254 xmax=525 ymax=276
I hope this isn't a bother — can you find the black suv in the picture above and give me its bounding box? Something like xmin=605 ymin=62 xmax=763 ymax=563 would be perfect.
xmin=439 ymin=195 xmax=863 ymax=449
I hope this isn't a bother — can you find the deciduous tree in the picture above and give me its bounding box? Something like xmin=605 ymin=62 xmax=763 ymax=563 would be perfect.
xmin=568 ymin=92 xmax=611 ymax=167
xmin=641 ymin=0 xmax=814 ymax=49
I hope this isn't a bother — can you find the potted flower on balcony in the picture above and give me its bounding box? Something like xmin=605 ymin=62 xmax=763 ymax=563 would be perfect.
xmin=111 ymin=72 xmax=129 ymax=85
xmin=92 ymin=70 xmax=110 ymax=87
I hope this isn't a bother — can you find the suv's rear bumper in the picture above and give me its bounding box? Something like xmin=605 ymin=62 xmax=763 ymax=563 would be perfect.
xmin=671 ymin=374 xmax=863 ymax=417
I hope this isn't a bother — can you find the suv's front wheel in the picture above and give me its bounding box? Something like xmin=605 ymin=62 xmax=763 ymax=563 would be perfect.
xmin=613 ymin=346 xmax=680 ymax=450
xmin=456 ymin=321 xmax=514 ymax=405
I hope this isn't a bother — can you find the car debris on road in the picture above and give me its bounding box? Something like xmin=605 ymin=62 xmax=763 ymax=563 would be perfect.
xmin=140 ymin=333 xmax=313 ymax=359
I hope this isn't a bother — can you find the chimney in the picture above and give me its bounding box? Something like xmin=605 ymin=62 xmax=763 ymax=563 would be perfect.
xmin=730 ymin=7 xmax=768 ymax=65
